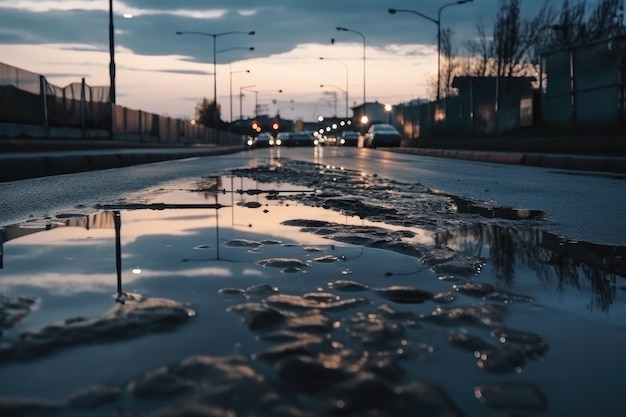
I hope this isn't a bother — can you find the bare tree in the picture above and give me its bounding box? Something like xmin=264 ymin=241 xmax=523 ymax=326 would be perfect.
xmin=493 ymin=0 xmax=555 ymax=78
xmin=587 ymin=0 xmax=624 ymax=39
xmin=551 ymin=0 xmax=587 ymax=46
xmin=440 ymin=28 xmax=461 ymax=96
xmin=492 ymin=0 xmax=521 ymax=78
xmin=462 ymin=0 xmax=555 ymax=80
xmin=462 ymin=20 xmax=492 ymax=77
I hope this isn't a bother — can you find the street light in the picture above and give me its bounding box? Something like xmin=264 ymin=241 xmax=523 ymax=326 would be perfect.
xmin=175 ymin=30 xmax=255 ymax=135
xmin=216 ymin=48 xmax=254 ymax=124
xmin=335 ymin=27 xmax=366 ymax=120
xmin=320 ymin=84 xmax=347 ymax=118
xmin=319 ymin=57 xmax=349 ymax=117
xmin=108 ymin=0 xmax=115 ymax=105
xmin=384 ymin=104 xmax=393 ymax=124
xmin=230 ymin=66 xmax=250 ymax=123
xmin=240 ymin=85 xmax=256 ymax=120
xmin=388 ymin=0 xmax=473 ymax=101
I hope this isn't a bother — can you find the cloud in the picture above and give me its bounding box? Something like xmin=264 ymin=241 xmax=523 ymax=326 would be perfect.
xmin=0 ymin=0 xmax=492 ymax=60
xmin=0 ymin=0 xmax=526 ymax=119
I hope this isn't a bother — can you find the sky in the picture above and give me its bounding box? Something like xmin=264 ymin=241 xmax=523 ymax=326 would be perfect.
xmin=0 ymin=0 xmax=572 ymax=122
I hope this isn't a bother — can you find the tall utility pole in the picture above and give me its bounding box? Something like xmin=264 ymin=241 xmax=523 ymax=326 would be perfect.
xmin=320 ymin=57 xmax=350 ymax=118
xmin=108 ymin=0 xmax=115 ymax=105
xmin=176 ymin=30 xmax=255 ymax=141
xmin=335 ymin=27 xmax=366 ymax=119
xmin=388 ymin=1 xmax=473 ymax=101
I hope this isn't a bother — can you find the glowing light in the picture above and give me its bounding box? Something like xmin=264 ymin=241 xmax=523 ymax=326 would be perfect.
xmin=360 ymin=115 xmax=368 ymax=124
xmin=434 ymin=107 xmax=445 ymax=121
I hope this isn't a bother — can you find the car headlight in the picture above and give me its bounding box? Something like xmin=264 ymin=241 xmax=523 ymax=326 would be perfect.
xmin=340 ymin=139 xmax=345 ymax=145
xmin=246 ymin=139 xmax=254 ymax=146
xmin=276 ymin=139 xmax=282 ymax=146
xmin=269 ymin=139 xmax=274 ymax=145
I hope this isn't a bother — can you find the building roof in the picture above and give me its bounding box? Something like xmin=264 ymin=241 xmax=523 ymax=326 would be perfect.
xmin=451 ymin=76 xmax=536 ymax=91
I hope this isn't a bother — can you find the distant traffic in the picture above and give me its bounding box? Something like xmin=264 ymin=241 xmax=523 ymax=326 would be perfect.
xmin=245 ymin=124 xmax=401 ymax=149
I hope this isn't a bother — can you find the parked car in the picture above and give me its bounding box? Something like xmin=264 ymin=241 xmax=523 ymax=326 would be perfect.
xmin=364 ymin=124 xmax=401 ymax=148
xmin=339 ymin=131 xmax=360 ymax=146
xmin=276 ymin=132 xmax=291 ymax=146
xmin=244 ymin=135 xmax=255 ymax=147
xmin=253 ymin=132 xmax=278 ymax=148
xmin=281 ymin=131 xmax=318 ymax=147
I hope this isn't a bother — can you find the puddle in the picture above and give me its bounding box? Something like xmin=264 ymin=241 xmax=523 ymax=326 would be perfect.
xmin=1 ymin=160 xmax=625 ymax=417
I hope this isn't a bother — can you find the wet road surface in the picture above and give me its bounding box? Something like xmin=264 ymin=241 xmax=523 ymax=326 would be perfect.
xmin=1 ymin=156 xmax=625 ymax=417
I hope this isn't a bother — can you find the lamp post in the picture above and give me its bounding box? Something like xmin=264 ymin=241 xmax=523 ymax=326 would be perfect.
xmin=230 ymin=66 xmax=250 ymax=124
xmin=335 ymin=27 xmax=365 ymax=120
xmin=216 ymin=45 xmax=254 ymax=124
xmin=388 ymin=0 xmax=473 ymax=101
xmin=320 ymin=84 xmax=347 ymax=118
xmin=175 ymin=30 xmax=255 ymax=136
xmin=319 ymin=57 xmax=349 ymax=118
xmin=240 ymin=85 xmax=256 ymax=120
xmin=108 ymin=0 xmax=115 ymax=105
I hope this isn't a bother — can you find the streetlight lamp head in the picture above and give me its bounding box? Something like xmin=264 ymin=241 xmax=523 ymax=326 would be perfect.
xmin=337 ymin=27 xmax=347 ymax=31
xmin=249 ymin=47 xmax=255 ymax=51
xmin=388 ymin=8 xmax=397 ymax=14
xmin=175 ymin=31 xmax=183 ymax=35
xmin=248 ymin=31 xmax=255 ymax=35
xmin=457 ymin=0 xmax=473 ymax=3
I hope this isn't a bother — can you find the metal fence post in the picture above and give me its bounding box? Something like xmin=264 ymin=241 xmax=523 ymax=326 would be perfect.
xmin=569 ymin=48 xmax=576 ymax=124
xmin=39 ymin=75 xmax=49 ymax=136
xmin=619 ymin=56 xmax=625 ymax=124
xmin=139 ymin=110 xmax=143 ymax=142
xmin=80 ymin=78 xmax=86 ymax=138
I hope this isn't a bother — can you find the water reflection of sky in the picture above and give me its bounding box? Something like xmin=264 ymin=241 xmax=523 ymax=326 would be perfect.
xmin=2 ymin=175 xmax=624 ymax=314
xmin=1 ymin=174 xmax=626 ymax=416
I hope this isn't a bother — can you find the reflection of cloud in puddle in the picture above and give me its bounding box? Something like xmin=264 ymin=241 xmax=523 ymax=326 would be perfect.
xmin=0 ymin=267 xmax=239 ymax=293
xmin=242 ymin=268 xmax=264 ymax=276
xmin=0 ymin=272 xmax=133 ymax=294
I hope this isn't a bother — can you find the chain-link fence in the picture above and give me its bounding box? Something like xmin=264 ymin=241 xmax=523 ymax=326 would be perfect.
xmin=0 ymin=61 xmax=242 ymax=145
xmin=393 ymin=77 xmax=536 ymax=142
xmin=542 ymin=34 xmax=626 ymax=127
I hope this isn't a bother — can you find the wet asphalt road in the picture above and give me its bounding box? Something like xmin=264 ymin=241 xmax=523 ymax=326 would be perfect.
xmin=1 ymin=145 xmax=625 ymax=247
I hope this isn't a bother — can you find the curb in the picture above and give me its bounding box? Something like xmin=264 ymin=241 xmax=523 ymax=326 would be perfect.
xmin=392 ymin=148 xmax=626 ymax=174
xmin=0 ymin=147 xmax=245 ymax=182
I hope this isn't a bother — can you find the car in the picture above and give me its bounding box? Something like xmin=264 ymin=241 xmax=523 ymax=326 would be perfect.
xmin=253 ymin=132 xmax=278 ymax=148
xmin=276 ymin=132 xmax=291 ymax=146
xmin=281 ymin=131 xmax=318 ymax=147
xmin=339 ymin=131 xmax=360 ymax=146
xmin=244 ymin=135 xmax=255 ymax=148
xmin=364 ymin=124 xmax=401 ymax=148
